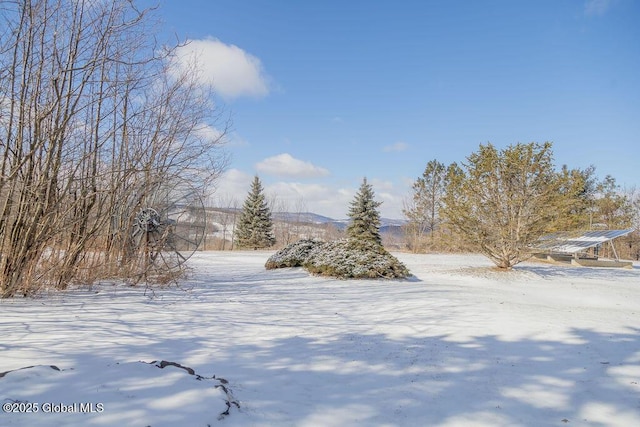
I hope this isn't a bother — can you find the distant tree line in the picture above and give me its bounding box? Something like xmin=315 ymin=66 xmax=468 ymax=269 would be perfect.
xmin=404 ymin=142 xmax=638 ymax=268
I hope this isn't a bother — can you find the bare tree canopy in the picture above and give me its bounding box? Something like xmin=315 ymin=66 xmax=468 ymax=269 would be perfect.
xmin=0 ymin=0 xmax=228 ymax=297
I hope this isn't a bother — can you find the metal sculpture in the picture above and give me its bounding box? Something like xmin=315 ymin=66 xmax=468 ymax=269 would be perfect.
xmin=129 ymin=179 xmax=206 ymax=273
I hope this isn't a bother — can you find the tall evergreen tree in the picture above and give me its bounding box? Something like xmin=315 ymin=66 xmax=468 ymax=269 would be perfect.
xmin=594 ymin=175 xmax=634 ymax=229
xmin=347 ymin=178 xmax=383 ymax=245
xmin=235 ymin=176 xmax=276 ymax=249
xmin=552 ymin=165 xmax=598 ymax=231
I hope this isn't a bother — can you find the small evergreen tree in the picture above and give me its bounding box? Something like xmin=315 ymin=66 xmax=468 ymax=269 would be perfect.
xmin=346 ymin=178 xmax=383 ymax=245
xmin=235 ymin=176 xmax=276 ymax=249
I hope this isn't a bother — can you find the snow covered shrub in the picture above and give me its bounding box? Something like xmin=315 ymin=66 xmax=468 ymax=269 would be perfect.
xmin=304 ymin=239 xmax=410 ymax=279
xmin=265 ymin=239 xmax=324 ymax=269
xmin=266 ymin=238 xmax=410 ymax=279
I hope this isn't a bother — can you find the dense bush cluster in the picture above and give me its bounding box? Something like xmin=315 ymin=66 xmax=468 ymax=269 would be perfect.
xmin=265 ymin=238 xmax=410 ymax=279
xmin=266 ymin=178 xmax=410 ymax=279
xmin=264 ymin=239 xmax=322 ymax=269
xmin=306 ymin=239 xmax=410 ymax=279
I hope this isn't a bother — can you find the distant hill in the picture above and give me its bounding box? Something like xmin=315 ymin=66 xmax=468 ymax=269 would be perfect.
xmin=271 ymin=211 xmax=406 ymax=230
xmin=207 ymin=207 xmax=406 ymax=229
xmin=204 ymin=207 xmax=406 ymax=249
xmin=271 ymin=211 xmax=336 ymax=224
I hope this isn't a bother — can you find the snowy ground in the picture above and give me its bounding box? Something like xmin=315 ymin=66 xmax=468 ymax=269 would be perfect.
xmin=1 ymin=251 xmax=639 ymax=426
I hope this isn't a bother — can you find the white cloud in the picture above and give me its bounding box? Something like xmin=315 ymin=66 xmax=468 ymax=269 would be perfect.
xmin=208 ymin=168 xmax=253 ymax=204
xmin=195 ymin=124 xmax=224 ymax=142
xmin=383 ymin=142 xmax=409 ymax=152
xmin=256 ymin=153 xmax=330 ymax=178
xmin=210 ymin=174 xmax=347 ymax=218
xmin=195 ymin=126 xmax=248 ymax=148
xmin=268 ymin=182 xmax=333 ymax=203
xmin=369 ymin=179 xmax=408 ymax=219
xmin=225 ymin=131 xmax=250 ymax=148
xmin=172 ymin=38 xmax=269 ymax=99
xmin=402 ymin=176 xmax=417 ymax=187
xmin=208 ymin=169 xmax=408 ymax=219
xmin=266 ymin=182 xmax=353 ymax=218
xmin=584 ymin=0 xmax=615 ymax=15
xmin=370 ymin=178 xmax=395 ymax=191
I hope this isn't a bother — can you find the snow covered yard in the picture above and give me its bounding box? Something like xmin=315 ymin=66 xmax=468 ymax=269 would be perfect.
xmin=1 ymin=251 xmax=639 ymax=426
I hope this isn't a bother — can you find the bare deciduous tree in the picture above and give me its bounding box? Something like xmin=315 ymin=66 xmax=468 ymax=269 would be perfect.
xmin=0 ymin=0 xmax=227 ymax=297
xmin=208 ymin=195 xmax=239 ymax=250
xmin=403 ymin=159 xmax=446 ymax=252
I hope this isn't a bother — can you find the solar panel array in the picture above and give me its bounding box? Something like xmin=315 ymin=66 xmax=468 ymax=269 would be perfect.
xmin=532 ymin=229 xmax=634 ymax=254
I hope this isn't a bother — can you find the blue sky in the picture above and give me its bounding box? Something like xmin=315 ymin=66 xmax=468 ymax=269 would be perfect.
xmin=151 ymin=0 xmax=639 ymax=219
